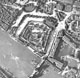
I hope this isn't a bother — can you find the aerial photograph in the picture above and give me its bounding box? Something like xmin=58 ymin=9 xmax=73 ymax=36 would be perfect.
xmin=0 ymin=0 xmax=80 ymax=78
